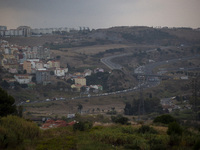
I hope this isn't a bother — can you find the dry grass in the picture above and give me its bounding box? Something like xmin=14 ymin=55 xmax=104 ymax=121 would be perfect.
xmin=24 ymin=96 xmax=125 ymax=118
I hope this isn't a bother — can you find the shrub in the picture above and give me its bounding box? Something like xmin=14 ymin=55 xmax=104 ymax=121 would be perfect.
xmin=0 ymin=87 xmax=17 ymax=117
xmin=167 ymin=122 xmax=182 ymax=136
xmin=193 ymin=138 xmax=200 ymax=150
xmin=149 ymin=135 xmax=169 ymax=150
xmin=153 ymin=114 xmax=176 ymax=124
xmin=111 ymin=115 xmax=129 ymax=125
xmin=73 ymin=121 xmax=93 ymax=131
xmin=138 ymin=125 xmax=158 ymax=134
xmin=168 ymin=134 xmax=182 ymax=146
xmin=0 ymin=115 xmax=40 ymax=148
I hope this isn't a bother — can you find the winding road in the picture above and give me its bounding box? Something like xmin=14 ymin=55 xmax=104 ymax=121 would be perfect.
xmin=18 ymin=50 xmax=200 ymax=105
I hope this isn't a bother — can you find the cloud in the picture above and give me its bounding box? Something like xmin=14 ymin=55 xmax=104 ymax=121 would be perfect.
xmin=0 ymin=0 xmax=200 ymax=29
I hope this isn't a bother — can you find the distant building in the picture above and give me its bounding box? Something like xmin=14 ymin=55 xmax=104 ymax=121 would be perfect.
xmin=84 ymin=69 xmax=92 ymax=76
xmin=71 ymin=84 xmax=82 ymax=92
xmin=47 ymin=60 xmax=60 ymax=68
xmin=74 ymin=77 xmax=86 ymax=86
xmin=94 ymin=68 xmax=104 ymax=73
xmin=17 ymin=26 xmax=31 ymax=37
xmin=0 ymin=26 xmax=7 ymax=31
xmin=180 ymin=76 xmax=188 ymax=80
xmin=23 ymin=61 xmax=32 ymax=74
xmin=54 ymin=68 xmax=68 ymax=77
xmin=14 ymin=74 xmax=32 ymax=84
xmin=36 ymin=69 xmax=51 ymax=85
xmin=35 ymin=61 xmax=44 ymax=70
xmin=0 ymin=26 xmax=7 ymax=37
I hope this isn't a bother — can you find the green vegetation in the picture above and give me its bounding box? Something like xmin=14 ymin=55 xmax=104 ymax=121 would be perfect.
xmin=167 ymin=122 xmax=182 ymax=136
xmin=0 ymin=115 xmax=40 ymax=149
xmin=124 ymin=97 xmax=163 ymax=115
xmin=153 ymin=114 xmax=177 ymax=124
xmin=111 ymin=115 xmax=129 ymax=125
xmin=73 ymin=121 xmax=93 ymax=131
xmin=0 ymin=87 xmax=16 ymax=117
xmin=121 ymin=29 xmax=175 ymax=44
xmin=0 ymin=115 xmax=200 ymax=150
xmin=86 ymin=72 xmax=110 ymax=90
xmin=93 ymin=48 xmax=124 ymax=58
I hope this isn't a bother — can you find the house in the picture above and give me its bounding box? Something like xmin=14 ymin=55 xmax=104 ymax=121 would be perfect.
xmin=23 ymin=61 xmax=32 ymax=73
xmin=8 ymin=68 xmax=17 ymax=74
xmin=84 ymin=69 xmax=92 ymax=77
xmin=89 ymin=85 xmax=103 ymax=92
xmin=180 ymin=76 xmax=188 ymax=80
xmin=54 ymin=68 xmax=68 ymax=77
xmin=74 ymin=77 xmax=86 ymax=86
xmin=3 ymin=63 xmax=19 ymax=70
xmin=94 ymin=68 xmax=104 ymax=73
xmin=35 ymin=61 xmax=44 ymax=70
xmin=47 ymin=60 xmax=60 ymax=68
xmin=71 ymin=84 xmax=82 ymax=92
xmin=36 ymin=69 xmax=51 ymax=85
xmin=2 ymin=78 xmax=16 ymax=87
xmin=14 ymin=74 xmax=32 ymax=84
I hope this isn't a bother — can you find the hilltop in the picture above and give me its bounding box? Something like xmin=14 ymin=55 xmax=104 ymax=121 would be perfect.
xmin=2 ymin=26 xmax=200 ymax=47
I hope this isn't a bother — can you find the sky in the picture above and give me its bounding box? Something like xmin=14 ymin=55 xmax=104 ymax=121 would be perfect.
xmin=0 ymin=0 xmax=200 ymax=29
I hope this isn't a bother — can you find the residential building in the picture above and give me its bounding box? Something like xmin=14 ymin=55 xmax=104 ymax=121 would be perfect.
xmin=84 ymin=69 xmax=92 ymax=76
xmin=14 ymin=74 xmax=32 ymax=84
xmin=47 ymin=60 xmax=60 ymax=68
xmin=94 ymin=68 xmax=104 ymax=73
xmin=74 ymin=77 xmax=86 ymax=86
xmin=0 ymin=26 xmax=7 ymax=31
xmin=36 ymin=69 xmax=51 ymax=85
xmin=17 ymin=26 xmax=31 ymax=37
xmin=54 ymin=68 xmax=68 ymax=77
xmin=23 ymin=61 xmax=32 ymax=73
xmin=9 ymin=68 xmax=18 ymax=74
xmin=71 ymin=84 xmax=82 ymax=92
xmin=35 ymin=61 xmax=44 ymax=70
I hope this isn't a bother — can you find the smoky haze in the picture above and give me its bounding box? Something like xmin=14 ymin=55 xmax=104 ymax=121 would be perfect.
xmin=0 ymin=0 xmax=200 ymax=29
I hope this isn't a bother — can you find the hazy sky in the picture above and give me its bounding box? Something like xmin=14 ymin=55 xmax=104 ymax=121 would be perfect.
xmin=0 ymin=0 xmax=200 ymax=29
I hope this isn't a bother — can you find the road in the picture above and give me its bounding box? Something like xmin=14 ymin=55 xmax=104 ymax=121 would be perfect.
xmin=18 ymin=51 xmax=200 ymax=105
xmin=100 ymin=53 xmax=131 ymax=70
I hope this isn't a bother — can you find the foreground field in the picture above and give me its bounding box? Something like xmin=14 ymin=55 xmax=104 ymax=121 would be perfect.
xmin=1 ymin=115 xmax=200 ymax=150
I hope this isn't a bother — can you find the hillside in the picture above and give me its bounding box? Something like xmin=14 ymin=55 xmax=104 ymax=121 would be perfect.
xmin=0 ymin=115 xmax=200 ymax=150
xmin=2 ymin=26 xmax=200 ymax=48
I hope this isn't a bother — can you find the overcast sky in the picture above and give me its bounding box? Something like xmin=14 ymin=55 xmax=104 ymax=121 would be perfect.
xmin=0 ymin=0 xmax=200 ymax=29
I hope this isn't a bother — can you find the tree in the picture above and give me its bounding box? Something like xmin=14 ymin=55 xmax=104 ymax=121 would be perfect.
xmin=0 ymin=87 xmax=17 ymax=117
xmin=1 ymin=80 xmax=10 ymax=89
xmin=153 ymin=114 xmax=177 ymax=124
xmin=124 ymin=102 xmax=133 ymax=115
xmin=111 ymin=115 xmax=129 ymax=125
xmin=124 ymin=97 xmax=163 ymax=115
xmin=77 ymin=104 xmax=83 ymax=113
xmin=167 ymin=122 xmax=182 ymax=136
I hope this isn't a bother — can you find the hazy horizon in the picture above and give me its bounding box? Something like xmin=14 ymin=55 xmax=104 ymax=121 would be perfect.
xmin=0 ymin=0 xmax=200 ymax=29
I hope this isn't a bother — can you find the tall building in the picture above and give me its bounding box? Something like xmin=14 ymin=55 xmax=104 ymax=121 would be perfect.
xmin=36 ymin=69 xmax=51 ymax=85
xmin=23 ymin=61 xmax=32 ymax=74
xmin=0 ymin=26 xmax=7 ymax=31
xmin=17 ymin=26 xmax=31 ymax=37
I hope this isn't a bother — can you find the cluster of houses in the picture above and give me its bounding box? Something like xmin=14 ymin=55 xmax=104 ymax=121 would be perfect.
xmin=160 ymin=97 xmax=192 ymax=113
xmin=0 ymin=40 xmax=68 ymax=86
xmin=69 ymin=68 xmax=104 ymax=92
xmin=0 ymin=40 xmax=104 ymax=93
xmin=0 ymin=25 xmax=89 ymax=37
